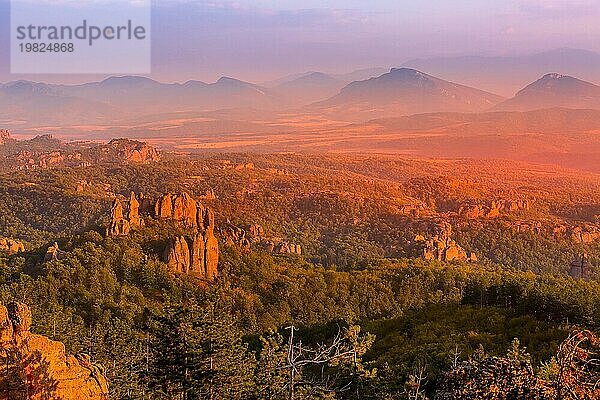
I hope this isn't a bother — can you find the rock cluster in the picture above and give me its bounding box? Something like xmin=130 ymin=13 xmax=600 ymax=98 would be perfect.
xmin=154 ymin=193 xmax=212 ymax=228
xmin=157 ymin=193 xmax=219 ymax=280
xmin=569 ymin=254 xmax=592 ymax=280
xmin=163 ymin=230 xmax=219 ymax=280
xmin=513 ymin=221 xmax=600 ymax=244
xmin=0 ymin=238 xmax=24 ymax=255
xmin=220 ymin=223 xmax=302 ymax=255
xmin=106 ymin=193 xmax=146 ymax=236
xmin=269 ymin=242 xmax=303 ymax=255
xmin=2 ymin=137 xmax=160 ymax=171
xmin=421 ymin=222 xmax=476 ymax=262
xmin=458 ymin=200 xmax=531 ymax=219
xmin=0 ymin=302 xmax=108 ymax=400
xmin=95 ymin=139 xmax=161 ymax=164
xmin=222 ymin=225 xmax=252 ymax=250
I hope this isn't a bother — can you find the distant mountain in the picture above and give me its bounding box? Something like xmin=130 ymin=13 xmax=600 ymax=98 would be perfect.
xmin=314 ymin=68 xmax=504 ymax=120
xmin=264 ymin=67 xmax=388 ymax=88
xmin=274 ymin=72 xmax=347 ymax=105
xmin=494 ymin=73 xmax=600 ymax=111
xmin=403 ymin=48 xmax=600 ymax=97
xmin=0 ymin=81 xmax=116 ymax=126
xmin=265 ymin=68 xmax=388 ymax=105
xmin=0 ymin=76 xmax=285 ymax=127
xmin=332 ymin=68 xmax=389 ymax=83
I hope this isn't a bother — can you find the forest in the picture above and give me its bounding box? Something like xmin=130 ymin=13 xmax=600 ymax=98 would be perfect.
xmin=0 ymin=152 xmax=599 ymax=399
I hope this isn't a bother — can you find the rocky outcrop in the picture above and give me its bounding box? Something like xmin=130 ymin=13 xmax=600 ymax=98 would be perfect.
xmin=0 ymin=238 xmax=24 ymax=255
xmin=106 ymin=199 xmax=131 ymax=237
xmin=163 ymin=229 xmax=219 ymax=280
xmin=220 ymin=223 xmax=302 ymax=256
xmin=2 ymin=137 xmax=160 ymax=171
xmin=164 ymin=236 xmax=192 ymax=274
xmin=569 ymin=254 xmax=592 ymax=280
xmin=127 ymin=192 xmax=143 ymax=228
xmin=513 ymin=221 xmax=600 ymax=244
xmin=458 ymin=200 xmax=531 ymax=219
xmin=221 ymin=225 xmax=252 ymax=250
xmin=44 ymin=242 xmax=66 ymax=262
xmin=94 ymin=139 xmax=161 ymax=164
xmin=0 ymin=302 xmax=108 ymax=400
xmin=273 ymin=242 xmax=302 ymax=255
xmin=106 ymin=193 xmax=145 ymax=237
xmin=154 ymin=193 xmax=210 ymax=228
xmin=421 ymin=222 xmax=476 ymax=262
xmin=161 ymin=193 xmax=219 ymax=280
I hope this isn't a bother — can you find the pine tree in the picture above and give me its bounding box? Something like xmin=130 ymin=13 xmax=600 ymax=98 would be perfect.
xmin=148 ymin=302 xmax=256 ymax=400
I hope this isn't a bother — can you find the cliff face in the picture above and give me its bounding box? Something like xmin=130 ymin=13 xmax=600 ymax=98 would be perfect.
xmin=163 ymin=219 xmax=219 ymax=280
xmin=0 ymin=303 xmax=108 ymax=400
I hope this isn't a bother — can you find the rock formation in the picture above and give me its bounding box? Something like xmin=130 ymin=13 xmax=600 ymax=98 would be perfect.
xmin=220 ymin=223 xmax=302 ymax=256
xmin=421 ymin=222 xmax=476 ymax=262
xmin=0 ymin=238 xmax=24 ymax=255
xmin=160 ymin=193 xmax=219 ymax=280
xmin=44 ymin=242 xmax=66 ymax=262
xmin=273 ymin=242 xmax=302 ymax=255
xmin=106 ymin=199 xmax=131 ymax=237
xmin=164 ymin=236 xmax=192 ymax=274
xmin=127 ymin=192 xmax=143 ymax=228
xmin=95 ymin=139 xmax=161 ymax=164
xmin=0 ymin=302 xmax=108 ymax=400
xmin=154 ymin=193 xmax=205 ymax=227
xmin=106 ymin=193 xmax=145 ymax=236
xmin=512 ymin=221 xmax=600 ymax=244
xmin=163 ymin=227 xmax=219 ymax=280
xmin=569 ymin=254 xmax=592 ymax=280
xmin=458 ymin=200 xmax=531 ymax=219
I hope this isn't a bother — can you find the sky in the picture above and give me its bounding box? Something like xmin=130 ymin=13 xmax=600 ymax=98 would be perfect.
xmin=1 ymin=0 xmax=600 ymax=84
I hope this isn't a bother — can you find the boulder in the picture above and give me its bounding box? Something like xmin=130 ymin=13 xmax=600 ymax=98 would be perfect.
xmin=0 ymin=302 xmax=109 ymax=400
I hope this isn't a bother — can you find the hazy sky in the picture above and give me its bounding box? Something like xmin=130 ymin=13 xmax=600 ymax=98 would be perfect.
xmin=1 ymin=0 xmax=599 ymax=83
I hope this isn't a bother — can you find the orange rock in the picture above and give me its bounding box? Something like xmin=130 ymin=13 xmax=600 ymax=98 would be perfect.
xmin=204 ymin=228 xmax=219 ymax=280
xmin=190 ymin=232 xmax=206 ymax=275
xmin=0 ymin=238 xmax=25 ymax=255
xmin=128 ymin=192 xmax=143 ymax=227
xmin=106 ymin=200 xmax=131 ymax=237
xmin=164 ymin=236 xmax=191 ymax=274
xmin=0 ymin=302 xmax=108 ymax=400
